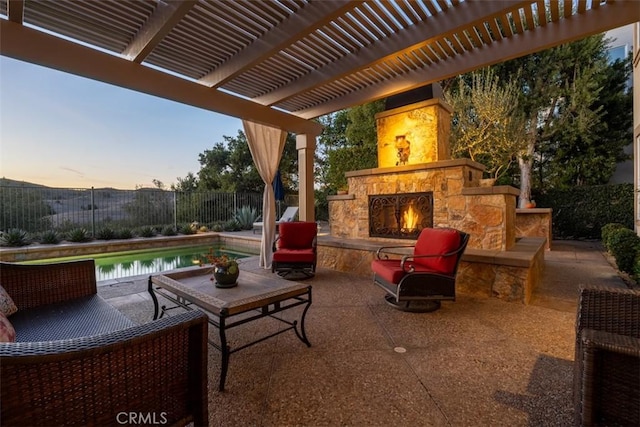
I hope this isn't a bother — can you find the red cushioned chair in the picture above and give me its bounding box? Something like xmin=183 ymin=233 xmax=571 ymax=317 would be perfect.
xmin=371 ymin=227 xmax=469 ymax=312
xmin=272 ymin=221 xmax=318 ymax=279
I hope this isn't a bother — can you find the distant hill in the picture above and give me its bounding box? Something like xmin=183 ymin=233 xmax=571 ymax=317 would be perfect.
xmin=0 ymin=178 xmax=118 ymax=191
xmin=0 ymin=178 xmax=51 ymax=188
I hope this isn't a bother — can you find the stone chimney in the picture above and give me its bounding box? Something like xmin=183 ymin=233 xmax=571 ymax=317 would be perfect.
xmin=375 ymin=83 xmax=453 ymax=168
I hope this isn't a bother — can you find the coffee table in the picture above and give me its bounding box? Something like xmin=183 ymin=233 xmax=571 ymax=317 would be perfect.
xmin=148 ymin=266 xmax=312 ymax=391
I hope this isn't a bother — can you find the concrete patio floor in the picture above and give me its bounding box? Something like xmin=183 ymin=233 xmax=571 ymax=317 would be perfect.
xmin=100 ymin=239 xmax=630 ymax=427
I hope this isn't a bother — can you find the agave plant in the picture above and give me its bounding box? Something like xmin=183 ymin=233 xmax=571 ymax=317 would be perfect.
xmin=66 ymin=228 xmax=91 ymax=243
xmin=39 ymin=230 xmax=61 ymax=245
xmin=0 ymin=228 xmax=30 ymax=247
xmin=223 ymin=219 xmax=241 ymax=232
xmin=233 ymin=206 xmax=260 ymax=230
xmin=161 ymin=225 xmax=177 ymax=236
xmin=96 ymin=227 xmax=117 ymax=240
xmin=137 ymin=225 xmax=156 ymax=238
xmin=117 ymin=228 xmax=134 ymax=239
xmin=179 ymin=223 xmax=196 ymax=235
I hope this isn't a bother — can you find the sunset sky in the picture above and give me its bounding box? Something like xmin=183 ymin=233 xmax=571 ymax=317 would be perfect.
xmin=0 ymin=56 xmax=243 ymax=189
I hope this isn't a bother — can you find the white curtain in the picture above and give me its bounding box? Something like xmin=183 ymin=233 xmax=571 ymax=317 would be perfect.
xmin=242 ymin=120 xmax=286 ymax=268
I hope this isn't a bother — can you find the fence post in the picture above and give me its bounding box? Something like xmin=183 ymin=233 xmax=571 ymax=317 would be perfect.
xmin=173 ymin=191 xmax=178 ymax=230
xmin=91 ymin=187 xmax=95 ymax=237
xmin=234 ymin=192 xmax=238 ymax=220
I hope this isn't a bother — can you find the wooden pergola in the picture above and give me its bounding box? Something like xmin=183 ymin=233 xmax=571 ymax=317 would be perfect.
xmin=1 ymin=0 xmax=638 ymax=224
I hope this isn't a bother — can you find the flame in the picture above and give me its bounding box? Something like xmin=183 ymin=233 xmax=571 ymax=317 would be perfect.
xmin=402 ymin=204 xmax=419 ymax=230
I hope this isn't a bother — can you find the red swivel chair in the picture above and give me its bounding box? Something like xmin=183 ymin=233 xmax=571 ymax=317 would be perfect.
xmin=272 ymin=221 xmax=318 ymax=279
xmin=371 ymin=227 xmax=469 ymax=312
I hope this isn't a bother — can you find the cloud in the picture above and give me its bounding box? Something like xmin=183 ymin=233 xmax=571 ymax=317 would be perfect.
xmin=60 ymin=167 xmax=85 ymax=178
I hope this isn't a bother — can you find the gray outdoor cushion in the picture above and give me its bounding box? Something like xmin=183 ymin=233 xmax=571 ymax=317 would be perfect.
xmin=10 ymin=295 xmax=135 ymax=342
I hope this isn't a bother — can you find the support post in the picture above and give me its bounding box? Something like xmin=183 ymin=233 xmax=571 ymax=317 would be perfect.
xmin=296 ymin=133 xmax=318 ymax=222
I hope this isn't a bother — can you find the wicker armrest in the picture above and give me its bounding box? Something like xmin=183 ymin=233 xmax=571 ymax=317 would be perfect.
xmin=0 ymin=259 xmax=98 ymax=310
xmin=0 ymin=310 xmax=209 ymax=427
xmin=578 ymin=329 xmax=640 ymax=426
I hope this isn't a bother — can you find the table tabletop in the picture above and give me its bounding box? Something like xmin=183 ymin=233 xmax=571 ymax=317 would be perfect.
xmin=151 ymin=267 xmax=310 ymax=316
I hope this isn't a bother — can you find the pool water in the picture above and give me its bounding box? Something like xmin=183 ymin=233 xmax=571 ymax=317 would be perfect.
xmin=25 ymin=245 xmax=256 ymax=282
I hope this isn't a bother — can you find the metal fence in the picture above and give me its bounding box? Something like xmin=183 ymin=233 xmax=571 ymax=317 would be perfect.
xmin=0 ymin=185 xmax=277 ymax=235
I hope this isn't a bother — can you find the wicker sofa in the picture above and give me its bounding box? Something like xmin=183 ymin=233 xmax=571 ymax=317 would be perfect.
xmin=0 ymin=259 xmax=209 ymax=426
xmin=574 ymin=285 xmax=640 ymax=426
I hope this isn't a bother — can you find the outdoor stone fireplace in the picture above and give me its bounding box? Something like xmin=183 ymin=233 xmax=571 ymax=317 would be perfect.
xmin=323 ymin=86 xmax=548 ymax=305
xmin=368 ymin=192 xmax=433 ymax=239
xmin=327 ymin=86 xmax=519 ymax=252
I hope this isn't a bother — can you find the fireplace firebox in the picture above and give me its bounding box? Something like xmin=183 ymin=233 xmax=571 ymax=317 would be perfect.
xmin=368 ymin=192 xmax=433 ymax=239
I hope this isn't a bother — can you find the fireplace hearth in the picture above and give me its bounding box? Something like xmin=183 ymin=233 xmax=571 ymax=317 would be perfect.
xmin=368 ymin=192 xmax=433 ymax=239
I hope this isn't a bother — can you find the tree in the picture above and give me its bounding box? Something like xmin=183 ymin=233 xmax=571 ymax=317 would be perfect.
xmin=324 ymin=100 xmax=385 ymax=191
xmin=172 ymin=172 xmax=198 ymax=192
xmin=445 ymin=69 xmax=527 ymax=181
xmin=487 ymin=34 xmax=631 ymax=205
xmin=315 ymin=110 xmax=349 ymax=188
xmin=194 ymin=130 xmax=298 ymax=193
xmin=542 ymin=53 xmax=632 ymax=188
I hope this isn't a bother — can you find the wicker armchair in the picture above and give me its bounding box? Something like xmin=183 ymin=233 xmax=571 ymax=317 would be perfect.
xmin=574 ymin=285 xmax=640 ymax=426
xmin=0 ymin=260 xmax=209 ymax=426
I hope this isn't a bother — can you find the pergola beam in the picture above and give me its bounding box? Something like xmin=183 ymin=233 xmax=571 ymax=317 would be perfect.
xmin=252 ymin=0 xmax=531 ymax=106
xmin=294 ymin=1 xmax=639 ymax=119
xmin=199 ymin=0 xmax=356 ymax=89
xmin=7 ymin=0 xmax=24 ymax=24
xmin=0 ymin=20 xmax=323 ymax=136
xmin=122 ymin=0 xmax=197 ymax=63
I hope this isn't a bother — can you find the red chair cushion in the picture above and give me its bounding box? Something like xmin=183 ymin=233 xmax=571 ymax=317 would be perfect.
xmin=273 ymin=248 xmax=315 ymax=263
xmin=413 ymin=228 xmax=461 ymax=274
xmin=372 ymin=259 xmax=444 ymax=284
xmin=371 ymin=259 xmax=405 ymax=284
xmin=278 ymin=222 xmax=317 ymax=250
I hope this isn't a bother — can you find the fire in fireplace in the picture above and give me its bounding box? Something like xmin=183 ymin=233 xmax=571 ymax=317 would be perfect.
xmin=368 ymin=192 xmax=434 ymax=239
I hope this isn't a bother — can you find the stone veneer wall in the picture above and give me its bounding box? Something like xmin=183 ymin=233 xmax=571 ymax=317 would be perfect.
xmin=328 ymin=159 xmax=520 ymax=251
xmin=317 ymin=237 xmax=546 ymax=304
xmin=515 ymin=208 xmax=553 ymax=250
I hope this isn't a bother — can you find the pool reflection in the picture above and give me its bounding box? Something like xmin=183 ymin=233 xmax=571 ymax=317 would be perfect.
xmin=94 ymin=246 xmax=252 ymax=281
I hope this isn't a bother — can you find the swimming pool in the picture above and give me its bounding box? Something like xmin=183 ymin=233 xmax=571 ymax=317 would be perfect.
xmin=24 ymin=245 xmax=257 ymax=282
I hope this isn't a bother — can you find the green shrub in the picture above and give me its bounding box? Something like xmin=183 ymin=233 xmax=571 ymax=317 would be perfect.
xmin=608 ymin=227 xmax=640 ymax=274
xmin=117 ymin=228 xmax=134 ymax=239
xmin=634 ymin=252 xmax=640 ymax=283
xmin=601 ymin=223 xmax=627 ymax=251
xmin=533 ymin=183 xmax=633 ymax=239
xmin=39 ymin=230 xmax=61 ymax=245
xmin=161 ymin=225 xmax=177 ymax=236
xmin=66 ymin=228 xmax=91 ymax=243
xmin=137 ymin=226 xmax=155 ymax=238
xmin=211 ymin=222 xmax=224 ymax=232
xmin=0 ymin=228 xmax=30 ymax=247
xmin=96 ymin=227 xmax=117 ymax=240
xmin=233 ymin=206 xmax=260 ymax=230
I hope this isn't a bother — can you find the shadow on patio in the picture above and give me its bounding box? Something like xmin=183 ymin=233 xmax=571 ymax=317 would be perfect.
xmin=101 ymin=240 xmax=629 ymax=426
